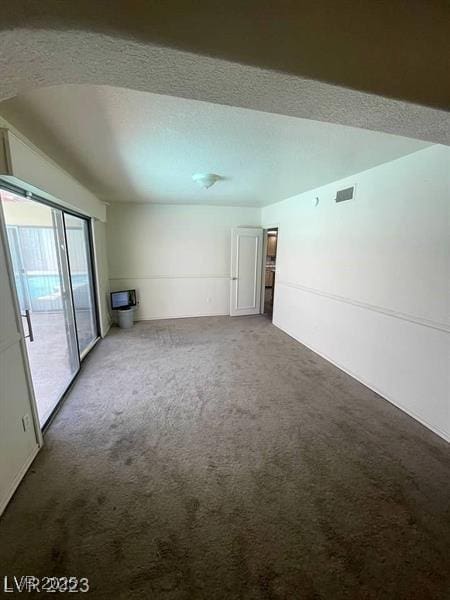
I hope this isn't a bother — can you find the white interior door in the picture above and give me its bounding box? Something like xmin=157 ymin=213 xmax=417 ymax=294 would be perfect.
xmin=230 ymin=227 xmax=263 ymax=316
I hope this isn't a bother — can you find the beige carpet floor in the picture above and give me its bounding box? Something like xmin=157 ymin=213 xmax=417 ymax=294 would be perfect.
xmin=0 ymin=315 xmax=449 ymax=599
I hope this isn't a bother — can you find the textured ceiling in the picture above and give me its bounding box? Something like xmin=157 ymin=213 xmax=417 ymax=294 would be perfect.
xmin=1 ymin=0 xmax=449 ymax=109
xmin=0 ymin=29 xmax=448 ymax=148
xmin=0 ymin=85 xmax=431 ymax=207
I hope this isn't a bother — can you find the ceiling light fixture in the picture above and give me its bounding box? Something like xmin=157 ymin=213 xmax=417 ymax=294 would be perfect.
xmin=192 ymin=173 xmax=222 ymax=189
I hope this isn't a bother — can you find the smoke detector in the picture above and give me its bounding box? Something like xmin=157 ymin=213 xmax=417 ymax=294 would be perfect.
xmin=192 ymin=173 xmax=222 ymax=189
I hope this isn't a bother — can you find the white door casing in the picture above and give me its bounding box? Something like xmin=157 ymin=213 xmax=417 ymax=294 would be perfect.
xmin=230 ymin=228 xmax=263 ymax=316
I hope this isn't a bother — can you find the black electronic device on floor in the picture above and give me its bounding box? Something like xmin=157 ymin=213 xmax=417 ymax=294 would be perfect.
xmin=110 ymin=289 xmax=136 ymax=310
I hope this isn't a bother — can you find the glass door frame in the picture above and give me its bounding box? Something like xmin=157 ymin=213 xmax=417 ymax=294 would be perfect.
xmin=0 ymin=179 xmax=101 ymax=428
xmin=63 ymin=213 xmax=100 ymax=359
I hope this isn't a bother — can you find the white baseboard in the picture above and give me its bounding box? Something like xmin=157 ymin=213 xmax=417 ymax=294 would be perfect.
xmin=0 ymin=444 xmax=40 ymax=516
xmin=273 ymin=319 xmax=450 ymax=443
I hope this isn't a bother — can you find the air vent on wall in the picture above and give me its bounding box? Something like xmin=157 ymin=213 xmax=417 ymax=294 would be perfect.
xmin=335 ymin=185 xmax=355 ymax=203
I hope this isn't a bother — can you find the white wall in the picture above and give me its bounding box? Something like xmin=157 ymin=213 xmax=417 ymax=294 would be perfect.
xmin=0 ymin=126 xmax=106 ymax=221
xmin=262 ymin=145 xmax=449 ymax=441
xmin=107 ymin=203 xmax=260 ymax=320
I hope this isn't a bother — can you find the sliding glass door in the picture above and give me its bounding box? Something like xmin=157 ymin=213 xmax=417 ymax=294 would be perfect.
xmin=0 ymin=186 xmax=98 ymax=427
xmin=65 ymin=214 xmax=98 ymax=356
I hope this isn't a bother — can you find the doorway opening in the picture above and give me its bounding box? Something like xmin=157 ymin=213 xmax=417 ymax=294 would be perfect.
xmin=263 ymin=228 xmax=278 ymax=320
xmin=0 ymin=184 xmax=100 ymax=428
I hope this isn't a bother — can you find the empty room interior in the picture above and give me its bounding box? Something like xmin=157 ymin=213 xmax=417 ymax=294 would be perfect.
xmin=0 ymin=3 xmax=449 ymax=598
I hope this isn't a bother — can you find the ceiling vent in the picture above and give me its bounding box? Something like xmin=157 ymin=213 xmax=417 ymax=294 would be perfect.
xmin=335 ymin=185 xmax=355 ymax=203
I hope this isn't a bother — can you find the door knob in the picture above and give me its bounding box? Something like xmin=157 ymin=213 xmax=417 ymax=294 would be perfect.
xmin=231 ymin=277 xmax=238 ymax=280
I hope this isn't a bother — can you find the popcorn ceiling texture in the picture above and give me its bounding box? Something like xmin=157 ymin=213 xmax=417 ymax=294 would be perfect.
xmin=0 ymin=316 xmax=449 ymax=599
xmin=1 ymin=0 xmax=449 ymax=109
xmin=0 ymin=29 xmax=449 ymax=145
xmin=0 ymin=85 xmax=430 ymax=206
